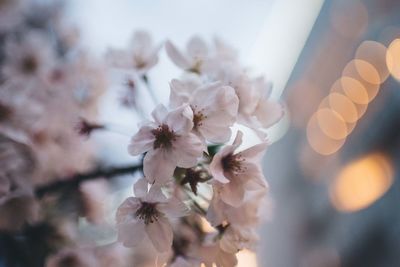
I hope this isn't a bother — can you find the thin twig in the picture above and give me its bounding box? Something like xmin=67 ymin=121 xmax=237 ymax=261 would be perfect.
xmin=35 ymin=164 xmax=142 ymax=198
xmin=141 ymin=74 xmax=159 ymax=106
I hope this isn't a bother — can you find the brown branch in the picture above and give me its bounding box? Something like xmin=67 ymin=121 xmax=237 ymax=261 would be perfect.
xmin=35 ymin=164 xmax=142 ymax=198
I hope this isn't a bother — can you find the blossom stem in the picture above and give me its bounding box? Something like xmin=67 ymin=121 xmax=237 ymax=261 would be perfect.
xmin=141 ymin=74 xmax=159 ymax=106
xmin=35 ymin=164 xmax=142 ymax=198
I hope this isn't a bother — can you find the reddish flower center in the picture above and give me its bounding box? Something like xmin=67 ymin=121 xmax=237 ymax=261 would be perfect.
xmin=20 ymin=55 xmax=38 ymax=74
xmin=151 ymin=124 xmax=177 ymax=149
xmin=135 ymin=202 xmax=160 ymax=224
xmin=221 ymin=153 xmax=245 ymax=174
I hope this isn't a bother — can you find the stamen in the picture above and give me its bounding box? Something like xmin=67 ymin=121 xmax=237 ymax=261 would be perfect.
xmin=20 ymin=55 xmax=38 ymax=74
xmin=221 ymin=153 xmax=245 ymax=174
xmin=151 ymin=124 xmax=177 ymax=149
xmin=135 ymin=202 xmax=160 ymax=224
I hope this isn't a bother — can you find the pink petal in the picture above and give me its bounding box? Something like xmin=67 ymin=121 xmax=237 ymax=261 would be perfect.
xmin=186 ymin=36 xmax=208 ymax=60
xmin=239 ymin=142 xmax=268 ymax=164
xmin=133 ymin=177 xmax=148 ymax=198
xmin=143 ymin=149 xmax=177 ymax=184
xmin=158 ymin=197 xmax=189 ymax=218
xmin=151 ymin=104 xmax=168 ymax=124
xmin=166 ymin=104 xmax=194 ymax=135
xmin=116 ymin=197 xmax=141 ymax=223
xmin=145 ymin=216 xmax=173 ymax=252
xmin=232 ymin=131 xmax=243 ymax=149
xmin=220 ymin=177 xmax=245 ymax=207
xmin=117 ymin=220 xmax=145 ymax=247
xmin=145 ymin=184 xmax=168 ymax=203
xmin=209 ymin=146 xmax=234 ymax=184
xmin=169 ymin=79 xmax=195 ymax=108
xmin=255 ymin=99 xmax=284 ymax=128
xmin=165 ymin=40 xmax=191 ymax=69
xmin=174 ymin=133 xmax=203 ymax=168
xmin=128 ymin=125 xmax=155 ymax=155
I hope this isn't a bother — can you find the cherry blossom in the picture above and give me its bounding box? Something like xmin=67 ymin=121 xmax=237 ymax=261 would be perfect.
xmin=209 ymin=131 xmax=268 ymax=206
xmin=128 ymin=104 xmax=203 ymax=184
xmin=170 ymin=79 xmax=239 ymax=144
xmin=106 ymin=30 xmax=160 ymax=74
xmin=165 ymin=36 xmax=209 ymax=73
xmin=116 ymin=178 xmax=189 ymax=252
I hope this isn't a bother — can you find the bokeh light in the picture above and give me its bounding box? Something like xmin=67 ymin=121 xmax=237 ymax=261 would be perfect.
xmin=355 ymin=41 xmax=390 ymax=83
xmin=327 ymin=93 xmax=359 ymax=123
xmin=342 ymin=61 xmax=381 ymax=102
xmin=316 ymin=108 xmax=348 ymax=140
xmin=237 ymin=250 xmax=258 ymax=267
xmin=386 ymin=39 xmax=400 ymax=80
xmin=337 ymin=76 xmax=370 ymax=106
xmin=330 ymin=153 xmax=393 ymax=213
xmin=307 ymin=112 xmax=346 ymax=155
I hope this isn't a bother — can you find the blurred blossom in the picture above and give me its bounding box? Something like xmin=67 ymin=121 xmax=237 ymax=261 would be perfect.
xmin=106 ymin=30 xmax=161 ymax=75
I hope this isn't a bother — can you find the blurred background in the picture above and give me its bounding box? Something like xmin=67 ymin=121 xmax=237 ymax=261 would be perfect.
xmin=2 ymin=0 xmax=400 ymax=266
xmin=69 ymin=0 xmax=400 ymax=266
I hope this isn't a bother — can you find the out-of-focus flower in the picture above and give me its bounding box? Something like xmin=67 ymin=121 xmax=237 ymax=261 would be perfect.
xmin=197 ymin=239 xmax=238 ymax=267
xmin=128 ymin=104 xmax=203 ymax=184
xmin=0 ymin=0 xmax=25 ymax=33
xmin=209 ymin=131 xmax=268 ymax=207
xmin=46 ymin=248 xmax=99 ymax=267
xmin=169 ymin=256 xmax=202 ymax=267
xmin=165 ymin=36 xmax=209 ymax=74
xmin=106 ymin=30 xmax=161 ymax=74
xmin=116 ymin=178 xmax=189 ymax=252
xmin=75 ymin=118 xmax=105 ymax=137
xmin=1 ymin=31 xmax=55 ymax=86
xmin=79 ymin=179 xmax=109 ymax=223
xmin=0 ymin=134 xmax=39 ymax=231
xmin=170 ymin=79 xmax=239 ymax=144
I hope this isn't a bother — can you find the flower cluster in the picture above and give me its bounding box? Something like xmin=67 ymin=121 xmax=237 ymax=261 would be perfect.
xmin=0 ymin=1 xmax=283 ymax=266
xmin=116 ymin=35 xmax=283 ymax=266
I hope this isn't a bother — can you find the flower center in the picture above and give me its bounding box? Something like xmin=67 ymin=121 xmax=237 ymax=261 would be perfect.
xmin=0 ymin=103 xmax=12 ymax=122
xmin=20 ymin=55 xmax=38 ymax=74
xmin=221 ymin=153 xmax=245 ymax=174
xmin=151 ymin=124 xmax=177 ymax=149
xmin=193 ymin=111 xmax=207 ymax=129
xmin=135 ymin=202 xmax=159 ymax=224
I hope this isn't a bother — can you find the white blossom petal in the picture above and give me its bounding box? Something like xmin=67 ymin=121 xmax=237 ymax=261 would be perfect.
xmin=116 ymin=197 xmax=141 ymax=224
xmin=239 ymin=142 xmax=268 ymax=164
xmin=255 ymin=99 xmax=284 ymax=128
xmin=165 ymin=40 xmax=191 ymax=70
xmin=145 ymin=184 xmax=168 ymax=203
xmin=186 ymin=36 xmax=208 ymax=60
xmin=166 ymin=104 xmax=194 ymax=135
xmin=117 ymin=220 xmax=146 ymax=247
xmin=145 ymin=216 xmax=173 ymax=252
xmin=128 ymin=125 xmax=155 ymax=155
xmin=133 ymin=177 xmax=148 ymax=198
xmin=143 ymin=149 xmax=176 ymax=184
xmin=220 ymin=176 xmax=245 ymax=207
xmin=151 ymin=104 xmax=169 ymax=124
xmin=158 ymin=197 xmax=189 ymax=218
xmin=209 ymin=145 xmax=235 ymax=184
xmin=174 ymin=133 xmax=203 ymax=168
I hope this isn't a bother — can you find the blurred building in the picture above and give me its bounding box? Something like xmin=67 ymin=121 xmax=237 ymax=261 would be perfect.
xmin=260 ymin=0 xmax=400 ymax=266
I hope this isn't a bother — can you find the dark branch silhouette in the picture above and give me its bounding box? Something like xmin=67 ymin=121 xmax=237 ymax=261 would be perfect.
xmin=35 ymin=164 xmax=142 ymax=198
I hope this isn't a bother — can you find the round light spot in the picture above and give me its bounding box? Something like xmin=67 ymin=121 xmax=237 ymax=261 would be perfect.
xmin=330 ymin=153 xmax=393 ymax=212
xmin=355 ymin=41 xmax=389 ymax=83
xmin=307 ymin=112 xmax=346 ymax=155
xmin=316 ymin=108 xmax=348 ymax=140
xmin=386 ymin=39 xmax=400 ymax=80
